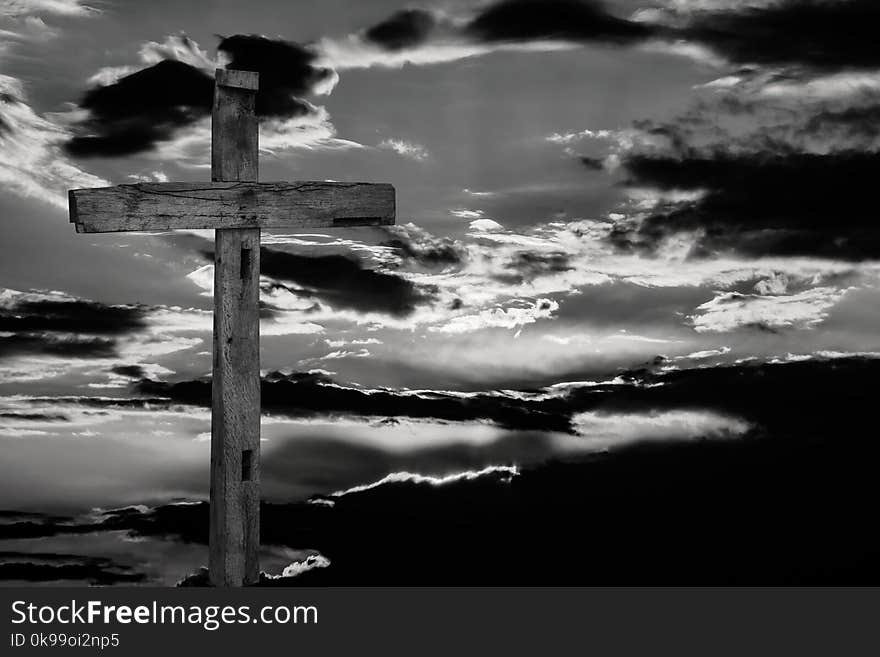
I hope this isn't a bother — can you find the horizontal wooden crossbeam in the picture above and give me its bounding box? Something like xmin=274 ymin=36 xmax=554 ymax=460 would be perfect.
xmin=69 ymin=181 xmax=396 ymax=233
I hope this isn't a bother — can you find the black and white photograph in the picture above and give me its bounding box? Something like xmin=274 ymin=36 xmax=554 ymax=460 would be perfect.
xmin=1 ymin=0 xmax=880 ymax=600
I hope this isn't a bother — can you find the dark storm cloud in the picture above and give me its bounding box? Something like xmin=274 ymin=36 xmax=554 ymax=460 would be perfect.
xmin=498 ymin=251 xmax=572 ymax=284
xmin=0 ymin=412 xmax=68 ymax=421
xmin=580 ymin=156 xmax=605 ymax=170
xmin=681 ymin=0 xmax=880 ymax=71
xmin=615 ymin=150 xmax=880 ymax=259
xmin=353 ymin=0 xmax=880 ymax=73
xmin=0 ymin=93 xmax=15 ymax=134
xmin=8 ymin=357 xmax=880 ymax=584
xmin=134 ymin=370 xmax=573 ymax=433
xmin=217 ymin=34 xmax=335 ymax=118
xmin=380 ymin=224 xmax=466 ymax=268
xmin=465 ymin=0 xmax=654 ymax=45
xmin=805 ymin=102 xmax=880 ymax=140
xmin=0 ymin=298 xmax=147 ymax=335
xmin=261 ymin=248 xmax=434 ymax=316
xmin=0 ymin=334 xmax=117 ymax=358
xmin=110 ymin=364 xmax=148 ymax=379
xmin=127 ymin=355 xmax=879 ymax=437
xmin=65 ymin=34 xmax=332 ymax=157
xmin=0 ymin=552 xmax=146 ymax=585
xmin=65 ymin=60 xmax=214 ymax=158
xmin=364 ymin=9 xmax=437 ymax=51
xmin=0 ymin=297 xmax=148 ymax=360
xmin=204 ymin=246 xmax=436 ymax=316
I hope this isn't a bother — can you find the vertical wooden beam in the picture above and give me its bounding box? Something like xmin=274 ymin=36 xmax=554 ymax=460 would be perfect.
xmin=209 ymin=68 xmax=261 ymax=587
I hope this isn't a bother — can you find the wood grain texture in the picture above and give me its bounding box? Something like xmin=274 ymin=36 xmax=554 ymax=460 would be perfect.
xmin=216 ymin=68 xmax=259 ymax=90
xmin=212 ymin=73 xmax=258 ymax=182
xmin=209 ymin=72 xmax=261 ymax=588
xmin=69 ymin=181 xmax=396 ymax=232
xmin=210 ymin=228 xmax=261 ymax=587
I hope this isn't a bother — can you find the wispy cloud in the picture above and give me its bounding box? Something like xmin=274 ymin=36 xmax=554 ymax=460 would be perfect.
xmin=0 ymin=0 xmax=97 ymax=17
xmin=0 ymin=76 xmax=107 ymax=208
xmin=378 ymin=138 xmax=429 ymax=161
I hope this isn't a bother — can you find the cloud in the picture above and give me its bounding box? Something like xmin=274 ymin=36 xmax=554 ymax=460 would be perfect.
xmin=805 ymin=100 xmax=880 ymax=141
xmin=429 ymin=298 xmax=559 ymax=335
xmin=133 ymin=369 xmax=575 ymax=433
xmin=0 ymin=15 xmax=58 ymax=41
xmin=689 ymin=287 xmax=850 ymax=333
xmin=7 ymin=355 xmax=880 ymax=584
xmin=253 ymin=246 xmax=437 ymax=317
xmin=676 ymin=0 xmax=880 ymax=71
xmin=109 ymin=353 xmax=880 ymax=441
xmin=0 ymin=294 xmax=148 ymax=335
xmin=378 ymin=138 xmax=429 ymax=161
xmin=276 ymin=553 xmax=331 ymax=578
xmin=0 ymin=75 xmax=107 ymax=207
xmin=363 ymin=8 xmax=438 ymax=51
xmin=0 ymin=0 xmax=96 ymax=17
xmin=0 ymin=551 xmax=145 ymax=585
xmin=331 ymin=465 xmax=520 ymax=497
xmin=469 ymin=218 xmax=505 ymax=232
xmin=217 ymin=34 xmax=339 ymax=115
xmin=380 ymin=223 xmax=466 ymax=268
xmin=616 ymin=150 xmax=880 ymax=260
xmin=13 ymin=349 xmax=880 ymax=586
xmin=86 ymin=34 xmax=217 ymax=86
xmin=0 ymin=288 xmax=203 ymax=382
xmin=316 ymin=0 xmax=648 ymax=71
xmin=65 ymin=60 xmax=214 ymax=158
xmin=0 ymin=290 xmax=149 ymax=361
xmin=450 ymin=209 xmax=484 ymax=219
xmin=465 ymin=0 xmax=654 ymax=45
xmin=324 ymin=0 xmax=880 ymax=77
xmin=0 ymin=334 xmax=118 ymax=359
xmin=67 ymin=34 xmax=342 ymax=158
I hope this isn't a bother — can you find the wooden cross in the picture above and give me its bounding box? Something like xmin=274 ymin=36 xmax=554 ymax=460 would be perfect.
xmin=68 ymin=69 xmax=395 ymax=586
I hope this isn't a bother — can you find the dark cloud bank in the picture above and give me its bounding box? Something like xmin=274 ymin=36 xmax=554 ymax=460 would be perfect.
xmin=680 ymin=0 xmax=880 ymax=70
xmin=465 ymin=0 xmax=652 ymax=45
xmin=615 ymin=150 xmax=880 ymax=260
xmin=0 ymin=297 xmax=147 ymax=359
xmin=5 ymin=357 xmax=880 ymax=584
xmin=364 ymin=9 xmax=437 ymax=51
xmin=65 ymin=60 xmax=214 ymax=158
xmin=134 ymin=369 xmax=571 ymax=433
xmin=363 ymin=0 xmax=879 ymax=73
xmin=252 ymin=247 xmax=435 ymax=317
xmin=65 ymin=35 xmax=332 ymax=157
xmin=0 ymin=552 xmax=145 ymax=585
xmin=60 ymin=1 xmax=880 ymax=159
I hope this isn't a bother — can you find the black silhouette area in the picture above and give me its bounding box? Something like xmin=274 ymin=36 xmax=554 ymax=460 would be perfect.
xmin=3 ymin=357 xmax=879 ymax=585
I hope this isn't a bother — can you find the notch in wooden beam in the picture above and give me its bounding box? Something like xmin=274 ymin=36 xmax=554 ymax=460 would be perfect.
xmin=241 ymin=449 xmax=254 ymax=482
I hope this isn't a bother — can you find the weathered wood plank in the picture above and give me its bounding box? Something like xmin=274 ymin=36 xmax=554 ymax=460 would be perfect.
xmin=69 ymin=181 xmax=396 ymax=232
xmin=213 ymin=70 xmax=258 ymax=181
xmin=211 ymin=228 xmax=261 ymax=587
xmin=209 ymin=69 xmax=261 ymax=588
xmin=216 ymin=68 xmax=259 ymax=91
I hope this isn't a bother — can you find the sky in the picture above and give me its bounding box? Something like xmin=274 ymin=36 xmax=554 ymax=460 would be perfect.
xmin=2 ymin=0 xmax=880 ymax=585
